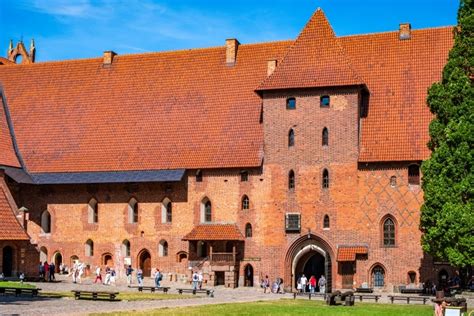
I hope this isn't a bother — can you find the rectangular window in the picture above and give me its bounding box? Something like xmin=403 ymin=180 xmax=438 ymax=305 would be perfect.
xmin=320 ymin=95 xmax=330 ymax=107
xmin=241 ymin=171 xmax=249 ymax=182
xmin=285 ymin=213 xmax=301 ymax=232
xmin=286 ymin=98 xmax=296 ymax=110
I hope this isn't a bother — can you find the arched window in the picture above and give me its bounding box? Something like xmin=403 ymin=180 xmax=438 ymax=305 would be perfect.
xmin=322 ymin=169 xmax=329 ymax=189
xmin=288 ymin=129 xmax=295 ymax=147
xmin=159 ymin=240 xmax=168 ymax=257
xmin=372 ymin=265 xmax=385 ymax=287
xmin=320 ymin=95 xmax=330 ymax=107
xmin=322 ymin=127 xmax=329 ymax=146
xmin=122 ymin=239 xmax=131 ymax=257
xmin=85 ymin=239 xmax=94 ymax=256
xmin=408 ymin=271 xmax=417 ymax=284
xmin=383 ymin=217 xmax=396 ymax=247
xmin=390 ymin=176 xmax=397 ymax=187
xmin=245 ymin=223 xmax=252 ymax=238
xmin=40 ymin=246 xmax=48 ymax=263
xmin=41 ymin=210 xmax=51 ymax=233
xmin=241 ymin=195 xmax=250 ymax=210
xmin=88 ymin=198 xmax=98 ymax=224
xmin=201 ymin=198 xmax=212 ymax=223
xmin=161 ymin=198 xmax=172 ymax=223
xmin=289 ymin=170 xmax=295 ymax=190
xmin=128 ymin=198 xmax=138 ymax=223
xmin=196 ymin=170 xmax=203 ymax=182
xmin=286 ymin=97 xmax=296 ymax=110
xmin=323 ymin=214 xmax=330 ymax=229
xmin=408 ymin=164 xmax=420 ymax=185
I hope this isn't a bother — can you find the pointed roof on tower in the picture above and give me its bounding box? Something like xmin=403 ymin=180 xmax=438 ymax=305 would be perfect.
xmin=257 ymin=8 xmax=363 ymax=91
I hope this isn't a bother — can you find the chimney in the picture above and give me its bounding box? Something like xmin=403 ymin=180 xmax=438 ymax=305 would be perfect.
xmin=225 ymin=38 xmax=239 ymax=66
xmin=267 ymin=59 xmax=277 ymax=76
xmin=103 ymin=51 xmax=117 ymax=65
xmin=399 ymin=23 xmax=411 ymax=40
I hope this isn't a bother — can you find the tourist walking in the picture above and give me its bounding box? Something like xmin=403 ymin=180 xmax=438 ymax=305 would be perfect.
xmin=43 ymin=261 xmax=49 ymax=282
xmin=39 ymin=262 xmax=44 ymax=280
xmin=49 ymin=262 xmax=55 ymax=281
xmin=154 ymin=268 xmax=162 ymax=288
xmin=198 ymin=271 xmax=203 ymax=290
xmin=136 ymin=268 xmax=143 ymax=286
xmin=309 ymin=275 xmax=317 ymax=293
xmin=110 ymin=269 xmax=116 ymax=286
xmin=262 ymin=275 xmax=270 ymax=293
xmin=104 ymin=266 xmax=111 ymax=285
xmin=318 ymin=275 xmax=326 ymax=293
xmin=94 ymin=266 xmax=102 ymax=283
xmin=300 ymin=274 xmax=307 ymax=293
xmin=192 ymin=271 xmax=199 ymax=290
xmin=77 ymin=263 xmax=84 ymax=284
xmin=126 ymin=265 xmax=134 ymax=285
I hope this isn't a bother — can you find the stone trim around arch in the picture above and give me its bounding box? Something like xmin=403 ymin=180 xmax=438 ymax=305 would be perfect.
xmin=284 ymin=234 xmax=336 ymax=292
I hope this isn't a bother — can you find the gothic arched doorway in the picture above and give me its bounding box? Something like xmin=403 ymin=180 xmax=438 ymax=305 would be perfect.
xmin=138 ymin=249 xmax=151 ymax=277
xmin=102 ymin=253 xmax=113 ymax=267
xmin=2 ymin=246 xmax=14 ymax=277
xmin=53 ymin=252 xmax=63 ymax=273
xmin=285 ymin=234 xmax=334 ymax=293
xmin=244 ymin=264 xmax=254 ymax=287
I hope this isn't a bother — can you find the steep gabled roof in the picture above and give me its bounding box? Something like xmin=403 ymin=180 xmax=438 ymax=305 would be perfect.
xmin=0 ymin=41 xmax=291 ymax=173
xmin=0 ymin=180 xmax=29 ymax=240
xmin=340 ymin=27 xmax=454 ymax=161
xmin=258 ymin=9 xmax=363 ymax=91
xmin=0 ymin=94 xmax=20 ymax=168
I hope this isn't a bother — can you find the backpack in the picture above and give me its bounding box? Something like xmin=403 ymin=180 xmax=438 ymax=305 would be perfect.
xmin=193 ymin=274 xmax=198 ymax=281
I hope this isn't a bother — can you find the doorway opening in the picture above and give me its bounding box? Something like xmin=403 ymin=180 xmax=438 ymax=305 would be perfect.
xmin=138 ymin=249 xmax=151 ymax=277
xmin=244 ymin=264 xmax=254 ymax=287
xmin=215 ymin=271 xmax=225 ymax=286
xmin=2 ymin=246 xmax=13 ymax=277
xmin=54 ymin=252 xmax=63 ymax=273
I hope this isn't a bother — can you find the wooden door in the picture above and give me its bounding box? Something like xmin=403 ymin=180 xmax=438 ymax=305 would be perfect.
xmin=341 ymin=262 xmax=354 ymax=289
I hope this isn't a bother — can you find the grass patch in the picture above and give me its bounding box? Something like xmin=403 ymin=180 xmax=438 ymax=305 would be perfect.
xmin=40 ymin=291 xmax=191 ymax=301
xmin=0 ymin=281 xmax=35 ymax=289
xmin=90 ymin=299 xmax=434 ymax=316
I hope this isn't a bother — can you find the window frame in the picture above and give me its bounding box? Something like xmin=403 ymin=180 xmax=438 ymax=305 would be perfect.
xmin=320 ymin=95 xmax=330 ymax=107
xmin=285 ymin=213 xmax=301 ymax=232
xmin=382 ymin=217 xmax=396 ymax=247
xmin=322 ymin=127 xmax=329 ymax=146
xmin=288 ymin=129 xmax=295 ymax=147
xmin=322 ymin=169 xmax=329 ymax=189
xmin=408 ymin=164 xmax=420 ymax=185
xmin=288 ymin=170 xmax=295 ymax=191
xmin=240 ymin=170 xmax=249 ymax=182
xmin=245 ymin=223 xmax=252 ymax=238
xmin=372 ymin=265 xmax=385 ymax=287
xmin=286 ymin=97 xmax=296 ymax=110
xmin=204 ymin=200 xmax=212 ymax=223
xmin=241 ymin=195 xmax=250 ymax=210
xmin=323 ymin=214 xmax=330 ymax=229
xmin=196 ymin=170 xmax=203 ymax=182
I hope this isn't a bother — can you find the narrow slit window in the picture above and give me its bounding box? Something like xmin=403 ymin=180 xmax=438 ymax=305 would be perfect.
xmin=288 ymin=129 xmax=295 ymax=147
xmin=322 ymin=127 xmax=328 ymax=146
xmin=288 ymin=170 xmax=295 ymax=190
xmin=322 ymin=169 xmax=329 ymax=189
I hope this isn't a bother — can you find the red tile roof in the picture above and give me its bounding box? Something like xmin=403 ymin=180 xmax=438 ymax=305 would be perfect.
xmin=341 ymin=27 xmax=453 ymax=161
xmin=0 ymin=181 xmax=29 ymax=240
xmin=182 ymin=224 xmax=244 ymax=241
xmin=258 ymin=9 xmax=363 ymax=91
xmin=0 ymin=9 xmax=453 ymax=169
xmin=0 ymin=96 xmax=20 ymax=168
xmin=0 ymin=42 xmax=291 ymax=173
xmin=337 ymin=246 xmax=368 ymax=262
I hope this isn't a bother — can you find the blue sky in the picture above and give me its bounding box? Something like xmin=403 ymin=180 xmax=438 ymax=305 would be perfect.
xmin=0 ymin=0 xmax=458 ymax=62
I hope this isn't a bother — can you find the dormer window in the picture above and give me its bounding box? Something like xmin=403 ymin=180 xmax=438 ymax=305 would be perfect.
xmin=320 ymin=95 xmax=330 ymax=107
xmin=286 ymin=97 xmax=296 ymax=110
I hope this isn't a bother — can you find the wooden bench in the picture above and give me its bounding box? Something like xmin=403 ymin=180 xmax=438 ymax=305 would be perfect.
xmin=293 ymin=292 xmax=326 ymax=300
xmin=0 ymin=287 xmax=41 ymax=297
xmin=355 ymin=287 xmax=373 ymax=293
xmin=388 ymin=295 xmax=429 ymax=304
xmin=128 ymin=286 xmax=170 ymax=293
xmin=400 ymin=288 xmax=424 ymax=294
xmin=177 ymin=288 xmax=213 ymax=296
xmin=71 ymin=290 xmax=119 ymax=301
xmin=356 ymin=294 xmax=381 ymax=302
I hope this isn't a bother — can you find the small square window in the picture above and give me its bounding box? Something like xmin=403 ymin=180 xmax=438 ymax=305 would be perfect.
xmin=285 ymin=213 xmax=300 ymax=232
xmin=286 ymin=98 xmax=296 ymax=110
xmin=320 ymin=95 xmax=330 ymax=107
xmin=241 ymin=171 xmax=249 ymax=182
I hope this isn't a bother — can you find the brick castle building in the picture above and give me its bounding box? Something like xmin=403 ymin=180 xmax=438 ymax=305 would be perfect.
xmin=0 ymin=9 xmax=456 ymax=291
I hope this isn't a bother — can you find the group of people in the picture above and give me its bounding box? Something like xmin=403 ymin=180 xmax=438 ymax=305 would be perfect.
xmin=93 ymin=265 xmax=117 ymax=285
xmin=191 ymin=271 xmax=204 ymax=290
xmin=38 ymin=261 xmax=56 ymax=282
xmin=124 ymin=265 xmax=164 ymax=288
xmin=296 ymin=274 xmax=326 ymax=294
xmin=69 ymin=261 xmax=86 ymax=283
xmin=260 ymin=275 xmax=285 ymax=294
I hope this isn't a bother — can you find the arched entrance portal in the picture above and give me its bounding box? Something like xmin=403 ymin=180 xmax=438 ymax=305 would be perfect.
xmin=285 ymin=234 xmax=334 ymax=292
xmin=102 ymin=253 xmax=113 ymax=267
xmin=53 ymin=252 xmax=63 ymax=273
xmin=244 ymin=264 xmax=254 ymax=287
xmin=138 ymin=250 xmax=151 ymax=277
xmin=2 ymin=246 xmax=14 ymax=277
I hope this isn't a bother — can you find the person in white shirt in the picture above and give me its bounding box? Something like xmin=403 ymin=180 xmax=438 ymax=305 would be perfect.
xmin=198 ymin=271 xmax=203 ymax=290
xmin=300 ymin=274 xmax=308 ymax=293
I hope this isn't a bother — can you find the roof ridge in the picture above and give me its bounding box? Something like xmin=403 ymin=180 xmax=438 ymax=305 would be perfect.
xmin=338 ymin=25 xmax=454 ymax=39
